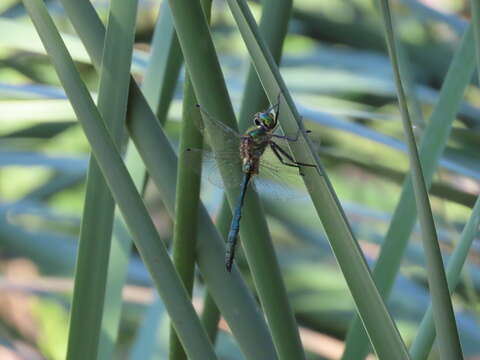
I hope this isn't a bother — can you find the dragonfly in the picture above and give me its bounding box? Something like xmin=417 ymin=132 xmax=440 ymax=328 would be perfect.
xmin=189 ymin=95 xmax=317 ymax=272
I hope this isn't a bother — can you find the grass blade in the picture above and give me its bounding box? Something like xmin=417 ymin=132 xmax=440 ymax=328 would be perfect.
xmin=112 ymin=2 xmax=186 ymax=359
xmin=197 ymin=0 xmax=294 ymax=347
xmin=199 ymin=0 xmax=293 ymax=332
xmin=139 ymin=3 xmax=193 ymax=358
xmin=66 ymin=0 xmax=138 ymax=359
xmin=238 ymin=0 xmax=292 ymax=130
xmin=98 ymin=4 xmax=178 ymax=358
xmin=225 ymin=1 xmax=410 ymax=358
xmin=199 ymin=0 xmax=294 ymax=348
xmin=0 ymin=17 xmax=147 ymax=72
xmin=141 ymin=0 xmax=182 ymax=117
xmin=21 ymin=1 xmax=217 ymax=358
xmin=342 ymin=24 xmax=475 ymax=360
xmin=98 ymin=4 xmax=184 ymax=356
xmin=377 ymin=1 xmax=463 ymax=358
xmin=169 ymin=3 xmax=211 ymax=359
xmin=97 ymin=215 xmax=132 ymax=360
xmin=57 ymin=1 xmax=279 ymax=358
xmin=200 ymin=293 xmax=221 ymax=343
xmin=201 ymin=198 xmax=232 ymax=343
xmin=472 ymin=0 xmax=480 ymax=86
xmin=168 ymin=79 xmax=203 ymax=360
xmin=410 ymin=196 xmax=480 ymax=358
xmin=166 ymin=0 xmax=306 ymax=358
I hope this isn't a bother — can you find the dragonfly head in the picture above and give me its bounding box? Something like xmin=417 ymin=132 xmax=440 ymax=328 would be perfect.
xmin=254 ymin=109 xmax=277 ymax=131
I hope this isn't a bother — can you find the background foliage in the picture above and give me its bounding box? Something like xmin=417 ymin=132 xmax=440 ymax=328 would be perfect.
xmin=0 ymin=0 xmax=478 ymax=359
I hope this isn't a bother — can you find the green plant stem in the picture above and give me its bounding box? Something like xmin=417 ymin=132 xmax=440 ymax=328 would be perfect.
xmin=169 ymin=22 xmax=210 ymax=360
xmin=141 ymin=0 xmax=182 ymax=118
xmin=200 ymin=292 xmax=221 ymax=343
xmin=168 ymin=77 xmax=201 ymax=360
xmin=200 ymin=198 xmax=233 ymax=343
xmin=225 ymin=1 xmax=410 ymax=358
xmin=22 ymin=1 xmax=217 ymax=358
xmin=410 ymin=196 xmax=480 ymax=359
xmin=97 ymin=213 xmax=133 ymax=360
xmin=66 ymin=1 xmax=138 ymax=359
xmin=238 ymin=0 xmax=292 ymax=131
xmin=472 ymin=0 xmax=480 ymax=86
xmin=341 ymin=24 xmax=475 ymax=360
xmin=197 ymin=0 xmax=293 ymax=346
xmin=167 ymin=0 xmax=305 ymax=358
xmin=377 ymin=2 xmax=462 ymax=359
xmin=169 ymin=1 xmax=212 ymax=358
xmin=98 ymin=3 xmax=182 ymax=356
xmin=57 ymin=1 xmax=279 ymax=358
xmin=199 ymin=0 xmax=293 ymax=340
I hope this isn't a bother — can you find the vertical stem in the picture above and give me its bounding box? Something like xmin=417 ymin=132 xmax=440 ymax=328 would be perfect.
xmin=168 ymin=75 xmax=204 ymax=360
xmin=378 ymin=1 xmax=463 ymax=359
xmin=238 ymin=0 xmax=292 ymax=131
xmin=66 ymin=1 xmax=138 ymax=359
xmin=200 ymin=198 xmax=232 ymax=342
xmin=169 ymin=1 xmax=212 ymax=359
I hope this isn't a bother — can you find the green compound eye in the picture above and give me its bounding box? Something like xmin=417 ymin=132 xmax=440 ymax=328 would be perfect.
xmin=259 ymin=112 xmax=275 ymax=128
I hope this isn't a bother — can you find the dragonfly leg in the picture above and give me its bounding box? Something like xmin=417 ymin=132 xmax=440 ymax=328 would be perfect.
xmin=270 ymin=142 xmax=317 ymax=175
xmin=270 ymin=143 xmax=301 ymax=169
xmin=271 ymin=129 xmax=301 ymax=142
xmin=273 ymin=93 xmax=281 ymax=121
xmin=271 ymin=122 xmax=313 ymax=142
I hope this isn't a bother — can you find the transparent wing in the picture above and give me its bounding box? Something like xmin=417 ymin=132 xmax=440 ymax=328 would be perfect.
xmin=255 ymin=145 xmax=308 ymax=201
xmin=189 ymin=105 xmax=308 ymax=199
xmin=193 ymin=105 xmax=242 ymax=144
xmin=185 ymin=146 xmax=306 ymax=200
xmin=184 ymin=147 xmax=245 ymax=190
xmin=184 ymin=105 xmax=245 ymax=189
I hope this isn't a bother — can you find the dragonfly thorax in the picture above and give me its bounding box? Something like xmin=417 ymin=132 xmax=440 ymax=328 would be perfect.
xmin=240 ymin=126 xmax=270 ymax=175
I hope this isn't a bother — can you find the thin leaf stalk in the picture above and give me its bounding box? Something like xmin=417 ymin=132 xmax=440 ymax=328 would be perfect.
xmin=377 ymin=2 xmax=463 ymax=358
xmin=98 ymin=3 xmax=181 ymax=356
xmin=198 ymin=0 xmax=293 ymax=345
xmin=341 ymin=24 xmax=475 ymax=360
xmin=200 ymin=198 xmax=231 ymax=342
xmin=142 ymin=0 xmax=183 ymax=119
xmin=168 ymin=52 xmax=205 ymax=360
xmin=167 ymin=0 xmax=305 ymax=358
xmin=22 ymin=1 xmax=217 ymax=358
xmin=66 ymin=1 xmax=138 ymax=359
xmin=56 ymin=1 xmax=279 ymax=358
xmin=238 ymin=0 xmax=292 ymax=131
xmin=409 ymin=197 xmax=480 ymax=359
xmin=169 ymin=1 xmax=212 ymax=358
xmin=225 ymin=1 xmax=410 ymax=358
